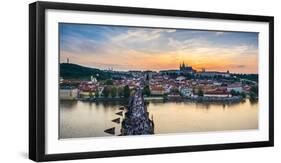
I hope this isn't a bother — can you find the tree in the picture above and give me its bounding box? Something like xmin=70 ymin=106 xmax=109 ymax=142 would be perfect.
xmin=250 ymin=85 xmax=258 ymax=95
xmin=102 ymin=86 xmax=110 ymax=97
xmin=198 ymin=88 xmax=204 ymax=97
xmin=117 ymin=87 xmax=124 ymax=97
xmin=124 ymin=85 xmax=130 ymax=98
xmin=105 ymin=79 xmax=113 ymax=85
xmin=230 ymin=90 xmax=239 ymax=96
xmin=241 ymin=92 xmax=246 ymax=98
xmin=95 ymin=90 xmax=100 ymax=98
xmin=142 ymin=85 xmax=151 ymax=96
xmin=89 ymin=91 xmax=94 ymax=98
xmin=111 ymin=87 xmax=117 ymax=97
xmin=250 ymin=85 xmax=258 ymax=100
xmin=171 ymin=88 xmax=179 ymax=94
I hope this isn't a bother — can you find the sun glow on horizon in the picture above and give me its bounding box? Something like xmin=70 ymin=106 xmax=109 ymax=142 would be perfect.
xmin=60 ymin=23 xmax=258 ymax=74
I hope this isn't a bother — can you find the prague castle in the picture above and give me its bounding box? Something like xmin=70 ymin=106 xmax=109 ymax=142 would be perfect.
xmin=179 ymin=62 xmax=194 ymax=74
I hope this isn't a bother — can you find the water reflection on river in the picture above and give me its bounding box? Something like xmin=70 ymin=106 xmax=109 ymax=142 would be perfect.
xmin=59 ymin=99 xmax=258 ymax=139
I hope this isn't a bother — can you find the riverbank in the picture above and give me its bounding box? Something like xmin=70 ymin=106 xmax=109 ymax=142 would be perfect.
xmin=75 ymin=97 xmax=127 ymax=102
xmin=61 ymin=95 xmax=246 ymax=104
xmin=167 ymin=96 xmax=244 ymax=104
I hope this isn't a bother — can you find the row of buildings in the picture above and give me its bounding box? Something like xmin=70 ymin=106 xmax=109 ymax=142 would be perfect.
xmin=60 ymin=62 xmax=255 ymax=100
xmin=60 ymin=74 xmax=251 ymax=100
xmin=148 ymin=75 xmax=246 ymax=98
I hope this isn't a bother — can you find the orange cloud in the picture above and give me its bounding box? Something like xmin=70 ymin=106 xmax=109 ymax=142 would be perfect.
xmin=61 ymin=43 xmax=258 ymax=74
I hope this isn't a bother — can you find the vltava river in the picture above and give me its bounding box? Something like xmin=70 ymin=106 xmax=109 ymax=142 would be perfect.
xmin=59 ymin=99 xmax=258 ymax=139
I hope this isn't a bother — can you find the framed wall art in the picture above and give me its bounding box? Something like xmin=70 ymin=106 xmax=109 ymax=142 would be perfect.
xmin=29 ymin=1 xmax=274 ymax=161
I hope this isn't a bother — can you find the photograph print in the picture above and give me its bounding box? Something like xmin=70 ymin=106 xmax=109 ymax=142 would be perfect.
xmin=59 ymin=23 xmax=259 ymax=139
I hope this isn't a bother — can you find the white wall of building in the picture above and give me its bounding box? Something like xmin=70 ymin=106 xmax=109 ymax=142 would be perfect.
xmin=60 ymin=89 xmax=78 ymax=100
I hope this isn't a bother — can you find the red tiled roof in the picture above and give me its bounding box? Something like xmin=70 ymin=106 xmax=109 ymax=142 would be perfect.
xmin=150 ymin=86 xmax=164 ymax=91
xmin=205 ymin=88 xmax=228 ymax=95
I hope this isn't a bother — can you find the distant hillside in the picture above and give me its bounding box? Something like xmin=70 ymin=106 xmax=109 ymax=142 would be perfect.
xmin=60 ymin=63 xmax=111 ymax=80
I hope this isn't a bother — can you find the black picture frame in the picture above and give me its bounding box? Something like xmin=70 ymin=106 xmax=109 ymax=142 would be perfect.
xmin=29 ymin=1 xmax=274 ymax=162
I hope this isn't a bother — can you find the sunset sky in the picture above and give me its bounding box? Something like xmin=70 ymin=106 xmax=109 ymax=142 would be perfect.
xmin=59 ymin=23 xmax=259 ymax=74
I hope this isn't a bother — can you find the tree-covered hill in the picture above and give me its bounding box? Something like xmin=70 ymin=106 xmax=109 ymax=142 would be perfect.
xmin=60 ymin=63 xmax=111 ymax=80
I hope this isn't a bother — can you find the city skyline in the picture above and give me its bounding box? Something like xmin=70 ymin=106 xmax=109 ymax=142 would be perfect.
xmin=60 ymin=23 xmax=259 ymax=73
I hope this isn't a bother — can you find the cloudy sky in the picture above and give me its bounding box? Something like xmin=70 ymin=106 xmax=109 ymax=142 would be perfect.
xmin=59 ymin=23 xmax=258 ymax=73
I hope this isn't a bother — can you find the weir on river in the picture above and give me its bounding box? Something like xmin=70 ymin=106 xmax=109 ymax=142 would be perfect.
xmin=120 ymin=89 xmax=154 ymax=135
